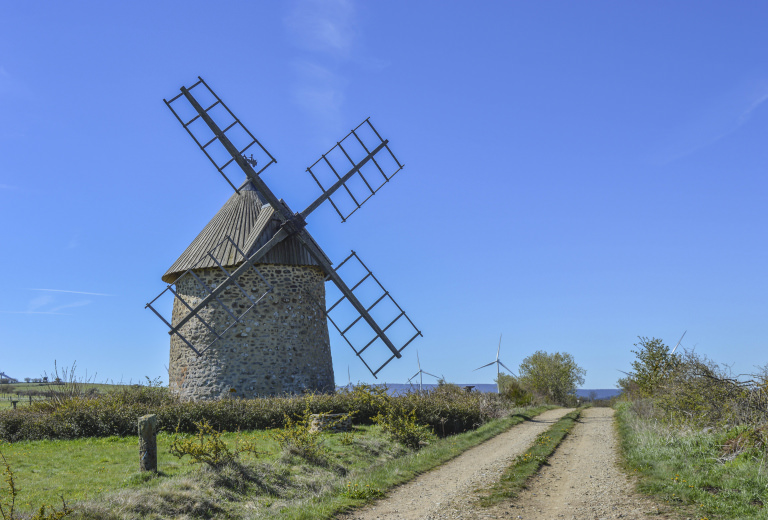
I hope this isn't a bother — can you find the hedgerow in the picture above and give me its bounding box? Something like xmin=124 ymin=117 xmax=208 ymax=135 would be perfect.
xmin=0 ymin=383 xmax=508 ymax=442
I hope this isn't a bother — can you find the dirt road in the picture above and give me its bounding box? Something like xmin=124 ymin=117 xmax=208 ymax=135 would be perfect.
xmin=489 ymin=407 xmax=671 ymax=519
xmin=338 ymin=408 xmax=571 ymax=520
xmin=339 ymin=407 xmax=671 ymax=520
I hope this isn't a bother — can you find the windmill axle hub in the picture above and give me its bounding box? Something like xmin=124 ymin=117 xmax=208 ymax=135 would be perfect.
xmin=281 ymin=213 xmax=307 ymax=235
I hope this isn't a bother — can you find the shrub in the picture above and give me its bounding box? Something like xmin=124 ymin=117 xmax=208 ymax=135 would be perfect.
xmin=271 ymin=401 xmax=327 ymax=463
xmin=169 ymin=419 xmax=259 ymax=468
xmin=0 ymin=383 xmax=511 ymax=442
xmin=618 ymin=337 xmax=681 ymax=398
xmin=374 ymin=402 xmax=434 ymax=450
xmin=496 ymin=374 xmax=534 ymax=406
xmin=654 ymin=350 xmax=767 ymax=427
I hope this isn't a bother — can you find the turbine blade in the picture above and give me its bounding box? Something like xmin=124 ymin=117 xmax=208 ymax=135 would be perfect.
xmin=423 ymin=371 xmax=439 ymax=379
xmin=616 ymin=369 xmax=632 ymax=376
xmin=671 ymin=330 xmax=687 ymax=355
xmin=408 ymin=371 xmax=420 ymax=382
xmin=473 ymin=361 xmax=496 ymax=371
xmin=498 ymin=360 xmax=515 ymax=374
xmin=496 ymin=334 xmax=502 ymax=360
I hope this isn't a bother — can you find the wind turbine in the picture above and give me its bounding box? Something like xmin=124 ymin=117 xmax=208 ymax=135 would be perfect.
xmin=407 ymin=351 xmax=439 ymax=392
xmin=670 ymin=331 xmax=686 ymax=355
xmin=473 ymin=334 xmax=514 ymax=393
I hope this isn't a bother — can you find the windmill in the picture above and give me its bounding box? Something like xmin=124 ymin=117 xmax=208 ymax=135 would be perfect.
xmin=145 ymin=77 xmax=421 ymax=399
xmin=473 ymin=334 xmax=514 ymax=393
xmin=407 ymin=351 xmax=439 ymax=392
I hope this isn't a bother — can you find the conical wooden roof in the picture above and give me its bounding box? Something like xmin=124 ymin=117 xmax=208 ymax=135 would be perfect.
xmin=162 ymin=180 xmax=326 ymax=283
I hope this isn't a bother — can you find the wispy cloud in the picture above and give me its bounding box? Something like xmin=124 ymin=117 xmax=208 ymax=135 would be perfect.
xmin=284 ymin=0 xmax=356 ymax=57
xmin=3 ymin=295 xmax=73 ymax=315
xmin=0 ymin=289 xmax=106 ymax=316
xmin=0 ymin=65 xmax=14 ymax=97
xmin=28 ymin=295 xmax=54 ymax=312
xmin=652 ymin=79 xmax=768 ymax=163
xmin=292 ymin=61 xmax=348 ymax=133
xmin=50 ymin=300 xmax=92 ymax=313
xmin=27 ymin=288 xmax=112 ymax=297
xmin=284 ymin=0 xmax=357 ymax=137
xmin=737 ymin=88 xmax=768 ymax=125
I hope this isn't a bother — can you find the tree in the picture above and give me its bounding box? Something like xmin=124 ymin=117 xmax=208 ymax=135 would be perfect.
xmin=517 ymin=351 xmax=586 ymax=405
xmin=621 ymin=336 xmax=680 ymax=397
xmin=495 ymin=373 xmax=533 ymax=405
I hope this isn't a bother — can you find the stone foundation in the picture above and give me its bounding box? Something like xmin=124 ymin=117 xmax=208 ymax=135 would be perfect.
xmin=168 ymin=264 xmax=334 ymax=400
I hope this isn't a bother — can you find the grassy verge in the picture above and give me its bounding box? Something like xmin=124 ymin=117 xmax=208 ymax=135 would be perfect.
xmin=477 ymin=407 xmax=582 ymax=507
xmin=1 ymin=406 xmax=555 ymax=519
xmin=615 ymin=401 xmax=768 ymax=519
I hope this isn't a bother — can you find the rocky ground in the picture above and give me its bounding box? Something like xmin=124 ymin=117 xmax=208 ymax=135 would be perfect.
xmin=338 ymin=407 xmax=677 ymax=520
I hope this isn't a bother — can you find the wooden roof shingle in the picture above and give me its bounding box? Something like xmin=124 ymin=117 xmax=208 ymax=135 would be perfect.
xmin=162 ymin=180 xmax=326 ymax=283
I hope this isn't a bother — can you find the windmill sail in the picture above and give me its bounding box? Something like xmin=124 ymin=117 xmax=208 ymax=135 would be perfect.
xmin=148 ymin=77 xmax=420 ymax=379
xmin=313 ymin=251 xmax=421 ymax=377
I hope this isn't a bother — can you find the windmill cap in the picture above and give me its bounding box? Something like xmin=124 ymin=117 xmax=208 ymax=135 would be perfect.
xmin=161 ymin=180 xmax=328 ymax=283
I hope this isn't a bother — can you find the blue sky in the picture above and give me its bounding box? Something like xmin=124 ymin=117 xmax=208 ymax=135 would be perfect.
xmin=1 ymin=1 xmax=766 ymax=389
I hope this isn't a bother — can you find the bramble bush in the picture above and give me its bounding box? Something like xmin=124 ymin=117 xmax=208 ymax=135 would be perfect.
xmin=169 ymin=419 xmax=262 ymax=468
xmin=373 ymin=402 xmax=434 ymax=450
xmin=619 ymin=338 xmax=768 ymax=428
xmin=269 ymin=398 xmax=354 ymax=463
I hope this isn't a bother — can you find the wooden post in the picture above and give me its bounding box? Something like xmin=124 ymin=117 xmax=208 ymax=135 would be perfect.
xmin=138 ymin=414 xmax=158 ymax=472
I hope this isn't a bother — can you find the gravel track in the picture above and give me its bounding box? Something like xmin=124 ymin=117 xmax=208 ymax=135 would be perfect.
xmin=489 ymin=407 xmax=674 ymax=519
xmin=337 ymin=408 xmax=571 ymax=520
xmin=338 ymin=407 xmax=676 ymax=520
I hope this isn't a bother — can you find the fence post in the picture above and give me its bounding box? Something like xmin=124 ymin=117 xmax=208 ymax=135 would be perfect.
xmin=138 ymin=414 xmax=158 ymax=472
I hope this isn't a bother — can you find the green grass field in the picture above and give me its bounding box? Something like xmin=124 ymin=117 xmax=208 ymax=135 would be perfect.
xmin=0 ymin=382 xmax=129 ymax=409
xmin=0 ymin=429 xmax=278 ymax=512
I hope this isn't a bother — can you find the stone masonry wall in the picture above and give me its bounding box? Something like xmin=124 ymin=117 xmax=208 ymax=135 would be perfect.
xmin=168 ymin=264 xmax=334 ymax=400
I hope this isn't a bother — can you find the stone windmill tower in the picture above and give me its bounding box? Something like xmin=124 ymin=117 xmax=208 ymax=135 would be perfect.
xmin=161 ymin=180 xmax=335 ymax=399
xmin=146 ymin=77 xmax=421 ymax=400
